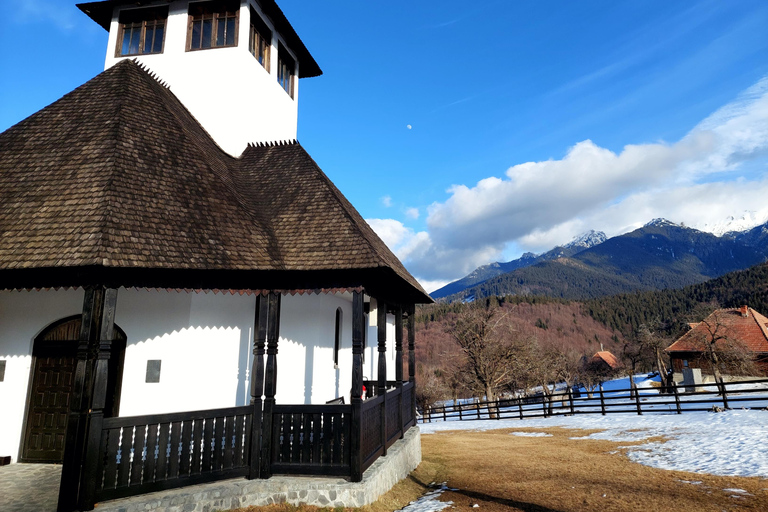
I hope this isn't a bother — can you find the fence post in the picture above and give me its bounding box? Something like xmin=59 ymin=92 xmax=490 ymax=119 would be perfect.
xmin=458 ymin=402 xmax=463 ymax=421
xmin=719 ymin=377 xmax=729 ymax=409
xmin=633 ymin=381 xmax=642 ymax=415
xmin=568 ymin=387 xmax=575 ymax=415
xmin=476 ymin=400 xmax=481 ymax=420
xmin=672 ymin=382 xmax=682 ymax=414
xmin=496 ymin=399 xmax=501 ymax=419
xmin=599 ymin=384 xmax=606 ymax=416
xmin=542 ymin=395 xmax=548 ymax=418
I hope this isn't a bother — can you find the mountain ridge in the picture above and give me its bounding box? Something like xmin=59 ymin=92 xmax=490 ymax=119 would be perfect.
xmin=434 ymin=219 xmax=768 ymax=302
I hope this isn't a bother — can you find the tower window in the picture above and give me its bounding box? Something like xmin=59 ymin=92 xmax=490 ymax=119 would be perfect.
xmin=116 ymin=6 xmax=168 ymax=57
xmin=188 ymin=0 xmax=240 ymax=51
xmin=277 ymin=42 xmax=295 ymax=98
xmin=249 ymin=8 xmax=271 ymax=70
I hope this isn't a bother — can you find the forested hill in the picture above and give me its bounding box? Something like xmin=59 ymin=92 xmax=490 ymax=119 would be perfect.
xmin=441 ymin=220 xmax=768 ymax=303
xmin=583 ymin=262 xmax=768 ymax=338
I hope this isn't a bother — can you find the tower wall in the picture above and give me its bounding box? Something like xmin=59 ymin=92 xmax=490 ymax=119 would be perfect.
xmin=103 ymin=0 xmax=300 ymax=156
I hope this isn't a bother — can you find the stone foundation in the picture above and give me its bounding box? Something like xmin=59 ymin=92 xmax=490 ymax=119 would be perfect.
xmin=96 ymin=427 xmax=422 ymax=512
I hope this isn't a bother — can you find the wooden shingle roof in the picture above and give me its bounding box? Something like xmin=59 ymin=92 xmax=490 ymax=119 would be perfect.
xmin=666 ymin=306 xmax=768 ymax=355
xmin=0 ymin=60 xmax=429 ymax=303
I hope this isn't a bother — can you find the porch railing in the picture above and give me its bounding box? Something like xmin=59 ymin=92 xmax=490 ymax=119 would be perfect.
xmin=270 ymin=404 xmax=351 ymax=476
xmin=93 ymin=405 xmax=252 ymax=502
xmin=78 ymin=381 xmax=416 ymax=509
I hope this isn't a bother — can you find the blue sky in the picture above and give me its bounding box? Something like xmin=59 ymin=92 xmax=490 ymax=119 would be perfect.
xmin=1 ymin=0 xmax=768 ymax=292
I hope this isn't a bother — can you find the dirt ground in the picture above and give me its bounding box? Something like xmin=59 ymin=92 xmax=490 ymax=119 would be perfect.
xmin=416 ymin=427 xmax=768 ymax=512
xmin=236 ymin=426 xmax=768 ymax=512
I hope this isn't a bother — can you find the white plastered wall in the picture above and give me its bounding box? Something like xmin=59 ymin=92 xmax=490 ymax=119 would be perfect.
xmin=0 ymin=289 xmax=85 ymax=462
xmin=103 ymin=0 xmax=301 ymax=157
xmin=0 ymin=287 xmax=376 ymax=463
xmin=363 ymin=299 xmax=401 ymax=385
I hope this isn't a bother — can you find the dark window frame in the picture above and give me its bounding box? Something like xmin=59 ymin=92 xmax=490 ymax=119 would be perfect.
xmin=115 ymin=6 xmax=168 ymax=57
xmin=187 ymin=0 xmax=240 ymax=52
xmin=277 ymin=41 xmax=295 ymax=98
xmin=249 ymin=7 xmax=271 ymax=70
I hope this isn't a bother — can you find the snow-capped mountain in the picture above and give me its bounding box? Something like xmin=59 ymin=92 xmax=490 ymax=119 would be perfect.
xmin=697 ymin=210 xmax=768 ymax=237
xmin=431 ymin=230 xmax=606 ymax=298
xmin=564 ymin=230 xmax=607 ymax=249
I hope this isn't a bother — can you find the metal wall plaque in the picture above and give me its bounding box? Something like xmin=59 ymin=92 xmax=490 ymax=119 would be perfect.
xmin=145 ymin=359 xmax=161 ymax=383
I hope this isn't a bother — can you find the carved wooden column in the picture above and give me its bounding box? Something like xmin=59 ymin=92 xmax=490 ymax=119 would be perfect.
xmin=395 ymin=306 xmax=404 ymax=438
xmin=377 ymin=300 xmax=387 ymax=455
xmin=350 ymin=291 xmax=364 ymax=482
xmin=80 ymin=288 xmax=118 ymax=510
xmin=376 ymin=301 xmax=388 ymax=396
xmin=58 ymin=287 xmax=117 ymax=512
xmin=259 ymin=292 xmax=281 ymax=479
xmin=407 ymin=305 xmax=416 ymax=422
xmin=248 ymin=295 xmax=269 ymax=479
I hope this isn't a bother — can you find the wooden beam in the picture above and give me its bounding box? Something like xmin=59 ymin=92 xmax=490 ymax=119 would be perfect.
xmin=377 ymin=300 xmax=387 ymax=456
xmin=248 ymin=295 xmax=269 ymax=479
xmin=80 ymin=288 xmax=118 ymax=510
xmin=377 ymin=301 xmax=387 ymax=397
xmin=259 ymin=292 xmax=281 ymax=479
xmin=407 ymin=305 xmax=416 ymax=424
xmin=395 ymin=306 xmax=404 ymax=438
xmin=350 ymin=291 xmax=364 ymax=482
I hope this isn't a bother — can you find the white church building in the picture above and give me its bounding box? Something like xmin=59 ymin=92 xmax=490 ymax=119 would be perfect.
xmin=0 ymin=1 xmax=430 ymax=510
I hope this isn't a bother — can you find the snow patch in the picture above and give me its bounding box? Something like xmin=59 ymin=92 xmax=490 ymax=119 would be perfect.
xmin=397 ymin=484 xmax=454 ymax=512
xmin=509 ymin=432 xmax=552 ymax=437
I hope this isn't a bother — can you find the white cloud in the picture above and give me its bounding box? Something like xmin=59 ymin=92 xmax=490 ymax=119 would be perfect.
xmin=378 ymin=75 xmax=768 ymax=285
xmin=404 ymin=207 xmax=420 ymax=220
xmin=381 ymin=195 xmax=392 ymax=208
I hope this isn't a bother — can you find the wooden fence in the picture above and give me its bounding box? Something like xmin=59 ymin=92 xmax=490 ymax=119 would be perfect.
xmin=419 ymin=378 xmax=768 ymax=423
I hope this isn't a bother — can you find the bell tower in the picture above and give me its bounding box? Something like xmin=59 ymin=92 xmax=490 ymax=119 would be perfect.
xmin=78 ymin=0 xmax=321 ymax=156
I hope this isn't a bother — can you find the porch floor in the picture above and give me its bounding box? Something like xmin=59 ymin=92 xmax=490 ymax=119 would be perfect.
xmin=0 ymin=427 xmax=421 ymax=512
xmin=0 ymin=462 xmax=61 ymax=512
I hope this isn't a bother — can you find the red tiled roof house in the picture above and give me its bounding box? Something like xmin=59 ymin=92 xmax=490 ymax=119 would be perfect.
xmin=665 ymin=306 xmax=768 ymax=376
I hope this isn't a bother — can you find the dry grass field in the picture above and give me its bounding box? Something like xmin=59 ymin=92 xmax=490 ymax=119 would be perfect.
xmin=235 ymin=426 xmax=768 ymax=512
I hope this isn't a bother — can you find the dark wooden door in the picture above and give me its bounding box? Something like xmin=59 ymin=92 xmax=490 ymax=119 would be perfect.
xmin=22 ymin=345 xmax=76 ymax=462
xmin=21 ymin=316 xmax=126 ymax=463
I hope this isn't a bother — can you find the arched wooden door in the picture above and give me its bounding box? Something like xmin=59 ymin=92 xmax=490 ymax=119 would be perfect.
xmin=20 ymin=316 xmax=126 ymax=463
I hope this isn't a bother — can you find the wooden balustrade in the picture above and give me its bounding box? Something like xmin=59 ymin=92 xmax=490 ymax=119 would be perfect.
xmin=93 ymin=405 xmax=252 ymax=502
xmin=270 ymin=404 xmax=351 ymax=476
xmin=71 ymin=380 xmax=417 ymax=510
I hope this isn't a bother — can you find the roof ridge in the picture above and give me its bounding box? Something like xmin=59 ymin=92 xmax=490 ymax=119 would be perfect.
xmin=747 ymin=307 xmax=768 ymax=341
xmin=247 ymin=139 xmax=299 ymax=148
xmin=98 ymin=65 xmax=131 ymax=264
xmin=132 ymin=59 xmax=171 ymax=89
xmin=291 ymin=146 xmax=398 ymax=269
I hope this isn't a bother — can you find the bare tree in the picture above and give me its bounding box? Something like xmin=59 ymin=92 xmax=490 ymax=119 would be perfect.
xmin=414 ymin=365 xmax=448 ymax=415
xmin=637 ymin=322 xmax=670 ymax=382
xmin=448 ymin=305 xmax=529 ymax=414
xmin=686 ymin=306 xmax=758 ymax=381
